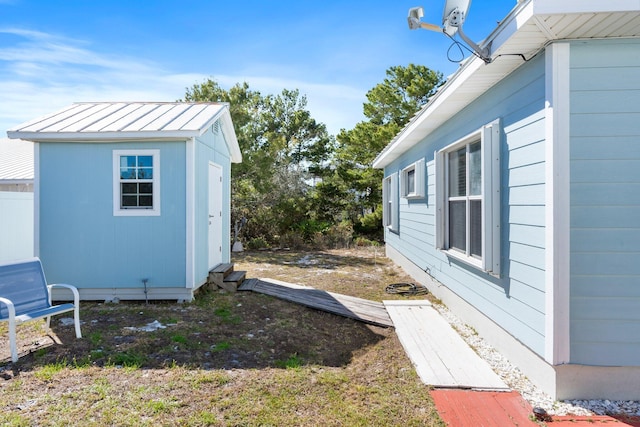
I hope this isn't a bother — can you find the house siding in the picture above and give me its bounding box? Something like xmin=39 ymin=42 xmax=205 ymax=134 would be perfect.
xmin=385 ymin=53 xmax=548 ymax=355
xmin=569 ymin=39 xmax=640 ymax=366
xmin=38 ymin=141 xmax=187 ymax=289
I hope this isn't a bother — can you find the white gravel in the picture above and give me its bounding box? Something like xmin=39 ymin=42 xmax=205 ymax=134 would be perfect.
xmin=432 ymin=303 xmax=640 ymax=417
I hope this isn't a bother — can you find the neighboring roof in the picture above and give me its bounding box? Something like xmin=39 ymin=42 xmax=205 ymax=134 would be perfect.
xmin=0 ymin=138 xmax=33 ymax=182
xmin=373 ymin=0 xmax=640 ymax=168
xmin=7 ymin=102 xmax=242 ymax=163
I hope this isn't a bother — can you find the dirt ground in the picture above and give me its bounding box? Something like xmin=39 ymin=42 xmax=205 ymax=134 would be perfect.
xmin=0 ymin=248 xmax=443 ymax=426
xmin=1 ymin=247 xmax=425 ymax=370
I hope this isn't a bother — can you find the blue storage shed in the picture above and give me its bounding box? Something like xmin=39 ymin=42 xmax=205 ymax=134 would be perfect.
xmin=7 ymin=102 xmax=241 ymax=302
xmin=374 ymin=0 xmax=640 ymax=400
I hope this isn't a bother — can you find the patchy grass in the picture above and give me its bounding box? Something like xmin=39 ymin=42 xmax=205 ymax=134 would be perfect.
xmin=0 ymin=248 xmax=443 ymax=426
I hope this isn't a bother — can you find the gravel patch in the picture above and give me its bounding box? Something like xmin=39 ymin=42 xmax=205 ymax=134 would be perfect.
xmin=433 ymin=303 xmax=640 ymax=417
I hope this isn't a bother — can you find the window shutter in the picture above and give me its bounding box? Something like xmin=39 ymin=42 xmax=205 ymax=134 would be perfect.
xmin=415 ymin=158 xmax=426 ymax=198
xmin=482 ymin=119 xmax=501 ymax=275
xmin=390 ymin=172 xmax=399 ymax=231
xmin=434 ymin=151 xmax=445 ymax=249
xmin=382 ymin=175 xmax=389 ymax=227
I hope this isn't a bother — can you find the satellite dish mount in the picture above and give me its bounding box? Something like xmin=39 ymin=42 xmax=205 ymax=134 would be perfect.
xmin=408 ymin=1 xmax=491 ymax=64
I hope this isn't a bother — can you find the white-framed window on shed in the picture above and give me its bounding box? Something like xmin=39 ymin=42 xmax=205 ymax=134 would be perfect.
xmin=401 ymin=158 xmax=426 ymax=199
xmin=435 ymin=119 xmax=501 ymax=275
xmin=382 ymin=172 xmax=399 ymax=232
xmin=113 ymin=149 xmax=161 ymax=216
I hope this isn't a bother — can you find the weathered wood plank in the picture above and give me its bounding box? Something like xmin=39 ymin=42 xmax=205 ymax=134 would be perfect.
xmin=239 ymin=278 xmax=393 ymax=328
xmin=384 ymin=301 xmax=509 ymax=390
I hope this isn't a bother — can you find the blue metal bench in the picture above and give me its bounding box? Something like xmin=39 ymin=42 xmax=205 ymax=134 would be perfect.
xmin=0 ymin=258 xmax=81 ymax=362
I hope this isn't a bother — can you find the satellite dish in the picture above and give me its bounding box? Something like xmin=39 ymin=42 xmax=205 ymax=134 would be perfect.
xmin=442 ymin=0 xmax=471 ymax=36
xmin=407 ymin=0 xmax=492 ymax=63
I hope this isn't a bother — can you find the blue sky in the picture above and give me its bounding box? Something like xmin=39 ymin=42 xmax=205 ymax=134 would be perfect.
xmin=0 ymin=0 xmax=516 ymax=136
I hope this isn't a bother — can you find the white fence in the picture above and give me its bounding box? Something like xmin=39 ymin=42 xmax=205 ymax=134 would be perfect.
xmin=0 ymin=191 xmax=34 ymax=263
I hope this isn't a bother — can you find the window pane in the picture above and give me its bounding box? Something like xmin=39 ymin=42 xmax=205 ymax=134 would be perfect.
xmin=137 ymin=156 xmax=153 ymax=167
xmin=470 ymin=200 xmax=482 ymax=257
xmin=139 ymin=183 xmax=153 ymax=194
xmin=138 ymin=167 xmax=153 ymax=179
xmin=407 ymin=169 xmax=415 ymax=194
xmin=449 ymin=200 xmax=466 ymax=251
xmin=120 ymin=168 xmax=136 ymax=179
xmin=469 ymin=141 xmax=482 ymax=196
xmin=121 ymin=183 xmax=137 ymax=194
xmin=120 ymin=156 xmax=136 ymax=168
xmin=139 ymin=195 xmax=153 ymax=207
xmin=449 ymin=147 xmax=466 ymax=197
xmin=121 ymin=195 xmax=138 ymax=207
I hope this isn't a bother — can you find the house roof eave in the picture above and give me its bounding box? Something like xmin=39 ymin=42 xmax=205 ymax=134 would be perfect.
xmin=373 ymin=0 xmax=640 ymax=169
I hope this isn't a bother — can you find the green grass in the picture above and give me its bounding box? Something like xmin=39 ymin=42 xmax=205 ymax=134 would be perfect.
xmin=34 ymin=360 xmax=67 ymax=382
xmin=275 ymin=353 xmax=304 ymax=369
xmin=211 ymin=341 xmax=230 ymax=352
xmin=106 ymin=351 xmax=146 ymax=368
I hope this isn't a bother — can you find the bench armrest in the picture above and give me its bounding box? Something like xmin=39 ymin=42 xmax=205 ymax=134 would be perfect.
xmin=0 ymin=296 xmax=16 ymax=321
xmin=46 ymin=283 xmax=82 ymax=340
xmin=47 ymin=283 xmax=80 ymax=306
xmin=0 ymin=296 xmax=18 ymax=362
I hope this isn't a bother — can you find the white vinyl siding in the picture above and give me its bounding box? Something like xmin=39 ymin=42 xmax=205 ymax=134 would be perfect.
xmin=436 ymin=119 xmax=501 ymax=275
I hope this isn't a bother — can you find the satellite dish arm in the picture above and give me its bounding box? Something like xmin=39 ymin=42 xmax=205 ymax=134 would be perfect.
xmin=456 ymin=25 xmax=492 ymax=63
xmin=418 ymin=21 xmax=442 ymax=32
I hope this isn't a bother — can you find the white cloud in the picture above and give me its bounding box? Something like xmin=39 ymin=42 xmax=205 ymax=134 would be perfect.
xmin=0 ymin=28 xmax=365 ymax=136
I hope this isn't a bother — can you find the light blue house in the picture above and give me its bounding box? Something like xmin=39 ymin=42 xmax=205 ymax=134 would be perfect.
xmin=374 ymin=0 xmax=640 ymax=400
xmin=7 ymin=102 xmax=241 ymax=302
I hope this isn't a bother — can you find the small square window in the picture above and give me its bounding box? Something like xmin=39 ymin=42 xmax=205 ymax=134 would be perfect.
xmin=401 ymin=158 xmax=425 ymax=199
xmin=113 ymin=150 xmax=160 ymax=216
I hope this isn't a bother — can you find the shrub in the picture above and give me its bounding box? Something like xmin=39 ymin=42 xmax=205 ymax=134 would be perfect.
xmin=247 ymin=237 xmax=269 ymax=250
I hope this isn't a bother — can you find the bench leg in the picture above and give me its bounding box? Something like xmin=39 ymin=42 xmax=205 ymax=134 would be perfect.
xmin=73 ymin=306 xmax=82 ymax=339
xmin=8 ymin=316 xmax=18 ymax=363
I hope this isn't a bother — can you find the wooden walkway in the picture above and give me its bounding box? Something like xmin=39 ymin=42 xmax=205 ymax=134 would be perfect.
xmin=238 ymin=278 xmax=393 ymax=328
xmin=384 ymin=300 xmax=509 ymax=390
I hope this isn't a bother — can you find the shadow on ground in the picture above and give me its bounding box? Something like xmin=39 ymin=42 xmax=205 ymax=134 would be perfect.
xmin=0 ymin=290 xmax=389 ymax=373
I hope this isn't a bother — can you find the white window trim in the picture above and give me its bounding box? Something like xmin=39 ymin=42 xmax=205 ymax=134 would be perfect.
xmin=401 ymin=158 xmax=426 ymax=199
xmin=382 ymin=172 xmax=399 ymax=232
xmin=435 ymin=119 xmax=501 ymax=275
xmin=112 ymin=149 xmax=161 ymax=217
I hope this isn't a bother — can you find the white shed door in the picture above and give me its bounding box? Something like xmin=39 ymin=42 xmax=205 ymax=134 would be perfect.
xmin=208 ymin=163 xmax=223 ymax=269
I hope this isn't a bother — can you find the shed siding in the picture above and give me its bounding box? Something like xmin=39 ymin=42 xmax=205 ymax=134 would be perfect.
xmin=194 ymin=126 xmax=233 ymax=286
xmin=38 ymin=141 xmax=186 ymax=289
xmin=569 ymin=39 xmax=640 ymax=366
xmin=385 ymin=53 xmax=548 ymax=355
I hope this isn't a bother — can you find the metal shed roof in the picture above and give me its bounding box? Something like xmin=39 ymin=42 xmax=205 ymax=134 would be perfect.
xmin=373 ymin=0 xmax=640 ymax=168
xmin=7 ymin=102 xmax=242 ymax=163
xmin=0 ymin=138 xmax=33 ymax=182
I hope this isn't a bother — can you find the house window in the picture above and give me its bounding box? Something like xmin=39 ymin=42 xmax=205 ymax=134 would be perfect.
xmin=401 ymin=158 xmax=425 ymax=199
xmin=435 ymin=119 xmax=501 ymax=275
xmin=382 ymin=172 xmax=399 ymax=232
xmin=113 ymin=150 xmax=160 ymax=216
